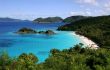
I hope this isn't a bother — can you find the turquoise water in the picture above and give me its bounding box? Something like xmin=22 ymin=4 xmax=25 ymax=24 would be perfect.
xmin=0 ymin=31 xmax=82 ymax=62
xmin=0 ymin=21 xmax=82 ymax=62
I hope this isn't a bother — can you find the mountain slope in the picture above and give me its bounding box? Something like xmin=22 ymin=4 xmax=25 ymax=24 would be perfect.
xmin=63 ymin=16 xmax=89 ymax=23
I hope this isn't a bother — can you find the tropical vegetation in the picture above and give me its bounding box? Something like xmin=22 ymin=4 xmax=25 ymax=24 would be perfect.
xmin=0 ymin=44 xmax=110 ymax=70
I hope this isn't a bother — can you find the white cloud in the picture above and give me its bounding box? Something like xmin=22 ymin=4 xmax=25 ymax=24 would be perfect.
xmin=70 ymin=11 xmax=91 ymax=16
xmin=76 ymin=0 xmax=98 ymax=5
xmin=104 ymin=2 xmax=110 ymax=11
xmin=86 ymin=11 xmax=91 ymax=15
xmin=70 ymin=11 xmax=83 ymax=16
xmin=73 ymin=0 xmax=110 ymax=16
xmin=97 ymin=1 xmax=110 ymax=15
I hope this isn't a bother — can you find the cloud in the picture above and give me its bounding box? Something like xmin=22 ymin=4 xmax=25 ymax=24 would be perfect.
xmin=104 ymin=2 xmax=110 ymax=11
xmin=76 ymin=0 xmax=98 ymax=5
xmin=70 ymin=11 xmax=91 ymax=16
xmin=97 ymin=1 xmax=110 ymax=15
xmin=73 ymin=0 xmax=110 ymax=16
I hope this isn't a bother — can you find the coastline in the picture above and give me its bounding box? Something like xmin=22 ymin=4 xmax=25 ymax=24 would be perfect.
xmin=70 ymin=32 xmax=99 ymax=49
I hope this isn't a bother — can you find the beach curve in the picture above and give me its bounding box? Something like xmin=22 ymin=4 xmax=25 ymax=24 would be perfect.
xmin=70 ymin=32 xmax=99 ymax=49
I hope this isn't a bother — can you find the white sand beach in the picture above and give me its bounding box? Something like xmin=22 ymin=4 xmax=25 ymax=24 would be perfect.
xmin=70 ymin=32 xmax=99 ymax=49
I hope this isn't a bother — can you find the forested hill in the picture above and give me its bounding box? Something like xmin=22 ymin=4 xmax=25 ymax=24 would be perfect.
xmin=63 ymin=16 xmax=88 ymax=23
xmin=58 ymin=15 xmax=110 ymax=48
xmin=33 ymin=17 xmax=63 ymax=23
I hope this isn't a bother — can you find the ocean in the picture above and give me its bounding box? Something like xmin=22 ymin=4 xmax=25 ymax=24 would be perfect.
xmin=0 ymin=21 xmax=82 ymax=62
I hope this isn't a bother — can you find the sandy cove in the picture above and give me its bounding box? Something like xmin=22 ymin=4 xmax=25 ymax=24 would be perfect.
xmin=70 ymin=32 xmax=99 ymax=49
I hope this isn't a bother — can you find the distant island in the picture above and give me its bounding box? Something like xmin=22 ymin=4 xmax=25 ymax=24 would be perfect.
xmin=0 ymin=17 xmax=23 ymax=22
xmin=33 ymin=16 xmax=89 ymax=24
xmin=0 ymin=16 xmax=88 ymax=23
xmin=33 ymin=17 xmax=63 ymax=23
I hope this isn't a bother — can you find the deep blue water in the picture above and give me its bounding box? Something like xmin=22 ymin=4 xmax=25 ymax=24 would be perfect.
xmin=0 ymin=21 xmax=82 ymax=62
xmin=0 ymin=21 xmax=65 ymax=33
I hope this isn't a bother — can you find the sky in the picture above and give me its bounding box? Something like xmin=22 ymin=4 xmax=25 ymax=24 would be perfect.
xmin=0 ymin=0 xmax=110 ymax=20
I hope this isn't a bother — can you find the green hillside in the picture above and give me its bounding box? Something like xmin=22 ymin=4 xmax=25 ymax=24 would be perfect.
xmin=58 ymin=16 xmax=110 ymax=48
xmin=63 ymin=16 xmax=88 ymax=23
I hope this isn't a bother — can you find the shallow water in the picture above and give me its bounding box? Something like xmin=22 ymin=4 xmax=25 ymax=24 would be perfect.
xmin=0 ymin=21 xmax=82 ymax=62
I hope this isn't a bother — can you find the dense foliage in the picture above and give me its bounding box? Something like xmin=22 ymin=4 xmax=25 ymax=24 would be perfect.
xmin=58 ymin=16 xmax=110 ymax=48
xmin=63 ymin=16 xmax=88 ymax=23
xmin=0 ymin=44 xmax=110 ymax=70
xmin=34 ymin=17 xmax=63 ymax=23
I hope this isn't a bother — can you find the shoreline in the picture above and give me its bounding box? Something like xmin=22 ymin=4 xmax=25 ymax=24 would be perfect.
xmin=70 ymin=32 xmax=99 ymax=49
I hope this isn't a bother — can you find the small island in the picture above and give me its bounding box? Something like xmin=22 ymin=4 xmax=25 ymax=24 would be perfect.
xmin=16 ymin=27 xmax=55 ymax=35
xmin=16 ymin=27 xmax=37 ymax=34
xmin=39 ymin=30 xmax=55 ymax=35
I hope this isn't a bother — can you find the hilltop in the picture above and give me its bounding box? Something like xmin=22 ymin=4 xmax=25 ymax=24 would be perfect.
xmin=63 ymin=15 xmax=89 ymax=23
xmin=33 ymin=17 xmax=63 ymax=23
